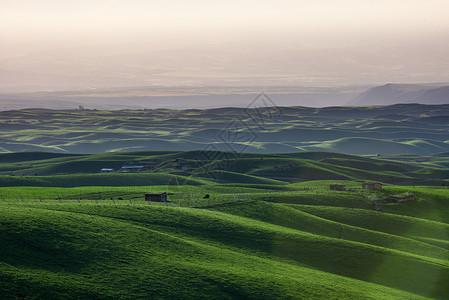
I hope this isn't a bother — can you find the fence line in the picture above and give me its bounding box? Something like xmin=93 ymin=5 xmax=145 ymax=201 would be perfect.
xmin=0 ymin=192 xmax=252 ymax=209
xmin=0 ymin=185 xmax=447 ymax=209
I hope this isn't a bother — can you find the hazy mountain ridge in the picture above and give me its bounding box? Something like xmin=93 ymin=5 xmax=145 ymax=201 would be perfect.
xmin=1 ymin=82 xmax=448 ymax=112
xmin=351 ymin=83 xmax=449 ymax=105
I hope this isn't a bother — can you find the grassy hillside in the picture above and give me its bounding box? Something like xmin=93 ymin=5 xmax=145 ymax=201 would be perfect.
xmin=1 ymin=185 xmax=448 ymax=299
xmin=0 ymin=150 xmax=449 ymax=298
xmin=1 ymin=150 xmax=449 ymax=186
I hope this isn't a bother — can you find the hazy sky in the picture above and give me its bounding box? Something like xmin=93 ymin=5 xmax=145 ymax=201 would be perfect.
xmin=3 ymin=0 xmax=449 ymax=51
xmin=1 ymin=0 xmax=449 ymax=90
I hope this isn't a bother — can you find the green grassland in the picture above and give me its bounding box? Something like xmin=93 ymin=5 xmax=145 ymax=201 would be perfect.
xmin=0 ymin=103 xmax=448 ymax=155
xmin=1 ymin=185 xmax=448 ymax=299
xmin=1 ymin=150 xmax=449 ymax=298
xmin=0 ymin=150 xmax=449 ymax=186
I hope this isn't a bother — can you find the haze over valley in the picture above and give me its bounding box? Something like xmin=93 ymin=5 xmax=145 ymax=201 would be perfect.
xmin=2 ymin=1 xmax=449 ymax=98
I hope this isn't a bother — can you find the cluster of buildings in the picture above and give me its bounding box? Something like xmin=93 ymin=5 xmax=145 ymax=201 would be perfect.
xmin=329 ymin=182 xmax=414 ymax=204
xmin=329 ymin=182 xmax=383 ymax=192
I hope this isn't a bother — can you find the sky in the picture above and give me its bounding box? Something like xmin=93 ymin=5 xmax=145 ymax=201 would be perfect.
xmin=1 ymin=0 xmax=449 ymax=91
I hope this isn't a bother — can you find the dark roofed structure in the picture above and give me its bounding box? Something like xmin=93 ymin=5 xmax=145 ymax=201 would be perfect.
xmin=329 ymin=184 xmax=346 ymax=191
xmin=145 ymin=192 xmax=167 ymax=202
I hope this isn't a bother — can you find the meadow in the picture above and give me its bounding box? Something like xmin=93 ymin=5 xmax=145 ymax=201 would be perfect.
xmin=1 ymin=183 xmax=448 ymax=299
xmin=0 ymin=149 xmax=448 ymax=298
xmin=0 ymin=150 xmax=449 ymax=187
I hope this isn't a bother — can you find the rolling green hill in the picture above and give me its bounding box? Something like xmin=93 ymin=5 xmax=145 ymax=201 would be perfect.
xmin=1 ymin=186 xmax=448 ymax=299
xmin=0 ymin=104 xmax=448 ymax=155
xmin=1 ymin=150 xmax=448 ymax=186
xmin=1 ymin=150 xmax=449 ymax=298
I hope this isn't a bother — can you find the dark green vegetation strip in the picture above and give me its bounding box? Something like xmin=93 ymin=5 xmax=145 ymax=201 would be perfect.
xmin=1 ymin=150 xmax=449 ymax=186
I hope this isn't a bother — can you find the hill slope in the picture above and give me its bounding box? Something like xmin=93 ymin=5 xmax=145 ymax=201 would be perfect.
xmin=1 ymin=150 xmax=449 ymax=186
xmin=0 ymin=150 xmax=448 ymax=298
xmin=1 ymin=200 xmax=444 ymax=299
xmin=1 ymin=104 xmax=449 ymax=155
xmin=1 ymin=184 xmax=449 ymax=299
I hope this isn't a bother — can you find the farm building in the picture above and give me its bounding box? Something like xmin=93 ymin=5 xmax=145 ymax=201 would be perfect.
xmin=387 ymin=193 xmax=415 ymax=203
xmin=329 ymin=184 xmax=346 ymax=191
xmin=362 ymin=182 xmax=382 ymax=190
xmin=100 ymin=168 xmax=114 ymax=173
xmin=145 ymin=192 xmax=167 ymax=202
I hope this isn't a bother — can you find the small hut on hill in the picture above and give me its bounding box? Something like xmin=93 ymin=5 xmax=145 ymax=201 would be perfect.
xmin=329 ymin=184 xmax=346 ymax=191
xmin=145 ymin=192 xmax=167 ymax=202
xmin=362 ymin=182 xmax=382 ymax=190
xmin=387 ymin=193 xmax=414 ymax=203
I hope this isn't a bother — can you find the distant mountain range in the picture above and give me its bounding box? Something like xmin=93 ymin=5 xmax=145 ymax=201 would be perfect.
xmin=350 ymin=83 xmax=449 ymax=106
xmin=0 ymin=79 xmax=449 ymax=112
